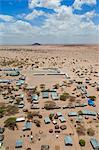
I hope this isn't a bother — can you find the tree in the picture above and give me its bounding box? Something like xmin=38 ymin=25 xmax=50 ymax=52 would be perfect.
xmin=79 ymin=139 xmax=86 ymax=146
xmin=87 ymin=128 xmax=95 ymax=136
xmin=44 ymin=101 xmax=56 ymax=110
xmin=0 ymin=106 xmax=5 ymax=118
xmin=60 ymin=92 xmax=70 ymax=101
xmin=49 ymin=113 xmax=54 ymax=120
xmin=4 ymin=117 xmax=16 ymax=130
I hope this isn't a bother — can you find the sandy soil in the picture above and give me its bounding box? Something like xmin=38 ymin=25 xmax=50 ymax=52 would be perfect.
xmin=0 ymin=45 xmax=99 ymax=150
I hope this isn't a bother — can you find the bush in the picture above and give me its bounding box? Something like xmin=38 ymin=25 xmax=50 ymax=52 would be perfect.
xmin=4 ymin=117 xmax=16 ymax=129
xmin=79 ymin=139 xmax=86 ymax=146
xmin=87 ymin=128 xmax=95 ymax=136
xmin=54 ymin=83 xmax=60 ymax=89
xmin=0 ymin=106 xmax=6 ymax=117
xmin=49 ymin=113 xmax=54 ymax=120
xmin=60 ymin=93 xmax=70 ymax=101
xmin=44 ymin=101 xmax=56 ymax=110
xmin=76 ymin=126 xmax=86 ymax=136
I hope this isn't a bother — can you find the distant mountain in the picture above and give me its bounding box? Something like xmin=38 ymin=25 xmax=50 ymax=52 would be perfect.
xmin=32 ymin=43 xmax=41 ymax=46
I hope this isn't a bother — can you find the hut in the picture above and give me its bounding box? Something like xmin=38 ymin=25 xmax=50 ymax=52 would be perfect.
xmin=42 ymin=91 xmax=49 ymax=99
xmin=59 ymin=116 xmax=66 ymax=123
xmin=44 ymin=117 xmax=51 ymax=124
xmin=56 ymin=112 xmax=62 ymax=117
xmin=88 ymin=99 xmax=95 ymax=106
xmin=64 ymin=136 xmax=73 ymax=146
xmin=82 ymin=110 xmax=96 ymax=116
xmin=32 ymin=95 xmax=39 ymax=101
xmin=16 ymin=117 xmax=25 ymax=122
xmin=90 ymin=138 xmax=99 ymax=150
xmin=68 ymin=112 xmax=78 ymax=117
xmin=15 ymin=140 xmax=23 ymax=148
xmin=23 ymin=122 xmax=32 ymax=131
xmin=51 ymin=91 xmax=59 ymax=100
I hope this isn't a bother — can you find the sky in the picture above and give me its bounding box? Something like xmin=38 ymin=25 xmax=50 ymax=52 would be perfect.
xmin=0 ymin=0 xmax=99 ymax=45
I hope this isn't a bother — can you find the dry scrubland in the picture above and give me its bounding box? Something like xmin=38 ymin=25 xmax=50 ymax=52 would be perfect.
xmin=0 ymin=45 xmax=99 ymax=150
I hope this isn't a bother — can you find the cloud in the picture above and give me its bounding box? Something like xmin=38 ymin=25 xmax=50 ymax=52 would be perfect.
xmin=29 ymin=0 xmax=61 ymax=9
xmin=0 ymin=2 xmax=99 ymax=44
xmin=73 ymin=0 xmax=97 ymax=10
xmin=0 ymin=14 xmax=14 ymax=22
xmin=25 ymin=10 xmax=45 ymax=20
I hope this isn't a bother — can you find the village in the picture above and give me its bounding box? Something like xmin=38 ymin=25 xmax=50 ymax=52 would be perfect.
xmin=0 ymin=45 xmax=99 ymax=150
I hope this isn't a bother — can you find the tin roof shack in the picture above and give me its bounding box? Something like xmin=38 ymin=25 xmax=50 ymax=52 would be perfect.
xmin=0 ymin=135 xmax=4 ymax=141
xmin=82 ymin=110 xmax=96 ymax=116
xmin=64 ymin=136 xmax=73 ymax=146
xmin=68 ymin=112 xmax=78 ymax=117
xmin=16 ymin=117 xmax=25 ymax=122
xmin=51 ymin=91 xmax=59 ymax=100
xmin=0 ymin=79 xmax=11 ymax=84
xmin=42 ymin=91 xmax=49 ymax=99
xmin=88 ymin=99 xmax=95 ymax=107
xmin=59 ymin=116 xmax=66 ymax=123
xmin=44 ymin=117 xmax=51 ymax=124
xmin=32 ymin=95 xmax=39 ymax=101
xmin=0 ymin=128 xmax=5 ymax=134
xmin=15 ymin=139 xmax=23 ymax=148
xmin=90 ymin=138 xmax=99 ymax=150
xmin=7 ymin=71 xmax=20 ymax=77
xmin=23 ymin=122 xmax=32 ymax=131
xmin=56 ymin=112 xmax=62 ymax=117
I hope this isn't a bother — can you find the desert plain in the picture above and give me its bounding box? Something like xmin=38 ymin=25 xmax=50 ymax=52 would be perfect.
xmin=0 ymin=44 xmax=99 ymax=150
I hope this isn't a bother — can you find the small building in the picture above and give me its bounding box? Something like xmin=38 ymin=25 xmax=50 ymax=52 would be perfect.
xmin=44 ymin=117 xmax=51 ymax=124
xmin=59 ymin=116 xmax=66 ymax=123
xmin=82 ymin=110 xmax=96 ymax=116
xmin=0 ymin=135 xmax=4 ymax=141
xmin=56 ymin=112 xmax=62 ymax=117
xmin=16 ymin=117 xmax=25 ymax=122
xmin=88 ymin=99 xmax=95 ymax=106
xmin=23 ymin=122 xmax=32 ymax=131
xmin=51 ymin=91 xmax=59 ymax=100
xmin=32 ymin=95 xmax=39 ymax=101
xmin=90 ymin=138 xmax=99 ymax=150
xmin=42 ymin=91 xmax=49 ymax=98
xmin=15 ymin=140 xmax=23 ymax=148
xmin=0 ymin=128 xmax=5 ymax=134
xmin=64 ymin=136 xmax=73 ymax=146
xmin=68 ymin=112 xmax=78 ymax=117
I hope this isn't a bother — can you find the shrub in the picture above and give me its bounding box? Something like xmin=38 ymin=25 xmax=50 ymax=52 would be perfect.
xmin=44 ymin=101 xmax=56 ymax=110
xmin=4 ymin=117 xmax=16 ymax=129
xmin=87 ymin=128 xmax=95 ymax=136
xmin=76 ymin=126 xmax=86 ymax=136
xmin=54 ymin=83 xmax=60 ymax=89
xmin=79 ymin=139 xmax=86 ymax=146
xmin=60 ymin=92 xmax=70 ymax=101
xmin=49 ymin=113 xmax=54 ymax=120
xmin=0 ymin=106 xmax=6 ymax=117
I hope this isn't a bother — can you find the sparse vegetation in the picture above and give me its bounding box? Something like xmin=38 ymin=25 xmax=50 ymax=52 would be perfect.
xmin=60 ymin=92 xmax=70 ymax=101
xmin=79 ymin=139 xmax=86 ymax=146
xmin=87 ymin=128 xmax=95 ymax=136
xmin=4 ymin=117 xmax=17 ymax=130
xmin=44 ymin=101 xmax=56 ymax=110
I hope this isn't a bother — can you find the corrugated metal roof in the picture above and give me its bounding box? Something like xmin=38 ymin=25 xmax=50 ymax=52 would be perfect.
xmin=42 ymin=92 xmax=49 ymax=98
xmin=90 ymin=138 xmax=99 ymax=149
xmin=44 ymin=117 xmax=50 ymax=124
xmin=16 ymin=140 xmax=23 ymax=147
xmin=64 ymin=136 xmax=73 ymax=145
